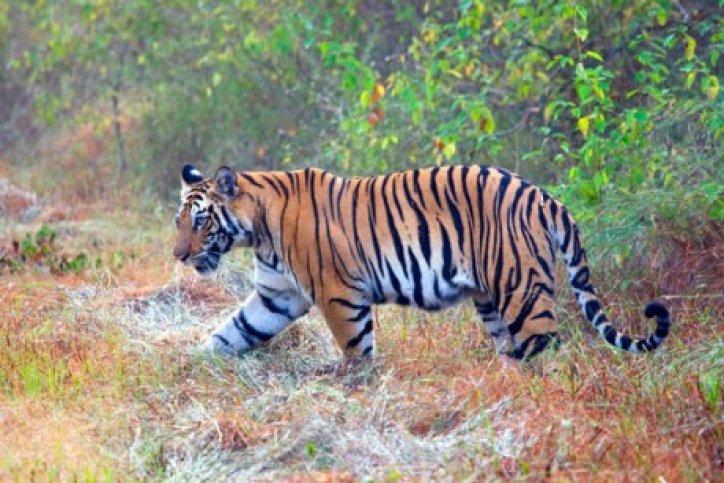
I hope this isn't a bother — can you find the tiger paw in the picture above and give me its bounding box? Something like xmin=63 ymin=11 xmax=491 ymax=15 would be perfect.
xmin=198 ymin=334 xmax=238 ymax=357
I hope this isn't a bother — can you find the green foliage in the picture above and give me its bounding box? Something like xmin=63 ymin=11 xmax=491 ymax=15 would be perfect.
xmin=4 ymin=0 xmax=722 ymax=219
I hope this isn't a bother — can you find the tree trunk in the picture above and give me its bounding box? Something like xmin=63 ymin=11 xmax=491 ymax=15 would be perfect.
xmin=112 ymin=92 xmax=128 ymax=173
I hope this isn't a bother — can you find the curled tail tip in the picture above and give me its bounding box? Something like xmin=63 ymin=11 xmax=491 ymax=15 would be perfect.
xmin=643 ymin=300 xmax=671 ymax=347
xmin=644 ymin=300 xmax=669 ymax=321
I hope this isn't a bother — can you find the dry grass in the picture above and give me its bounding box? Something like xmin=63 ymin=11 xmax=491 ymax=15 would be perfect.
xmin=0 ymin=203 xmax=721 ymax=481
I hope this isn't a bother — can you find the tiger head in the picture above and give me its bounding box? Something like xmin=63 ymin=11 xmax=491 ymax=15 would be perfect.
xmin=173 ymin=164 xmax=253 ymax=274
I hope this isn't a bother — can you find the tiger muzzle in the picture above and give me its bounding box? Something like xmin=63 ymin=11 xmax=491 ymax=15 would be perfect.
xmin=173 ymin=245 xmax=190 ymax=262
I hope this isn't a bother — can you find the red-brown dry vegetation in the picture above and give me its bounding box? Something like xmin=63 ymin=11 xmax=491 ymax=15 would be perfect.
xmin=1 ymin=183 xmax=720 ymax=480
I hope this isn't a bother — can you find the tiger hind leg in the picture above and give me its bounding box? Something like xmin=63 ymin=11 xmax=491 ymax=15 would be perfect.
xmin=503 ymin=289 xmax=560 ymax=360
xmin=472 ymin=292 xmax=513 ymax=354
xmin=320 ymin=294 xmax=375 ymax=358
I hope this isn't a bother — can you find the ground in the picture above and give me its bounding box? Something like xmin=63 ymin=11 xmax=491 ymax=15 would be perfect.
xmin=0 ymin=198 xmax=721 ymax=481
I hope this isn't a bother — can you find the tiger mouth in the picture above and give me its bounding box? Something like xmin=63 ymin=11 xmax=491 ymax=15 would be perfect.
xmin=190 ymin=249 xmax=221 ymax=275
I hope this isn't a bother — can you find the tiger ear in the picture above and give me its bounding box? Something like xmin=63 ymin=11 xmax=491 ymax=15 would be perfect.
xmin=182 ymin=164 xmax=204 ymax=186
xmin=214 ymin=166 xmax=238 ymax=197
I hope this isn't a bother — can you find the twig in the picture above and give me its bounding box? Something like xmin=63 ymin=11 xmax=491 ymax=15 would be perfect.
xmin=112 ymin=92 xmax=128 ymax=173
xmin=112 ymin=47 xmax=129 ymax=173
xmin=674 ymin=0 xmax=691 ymax=23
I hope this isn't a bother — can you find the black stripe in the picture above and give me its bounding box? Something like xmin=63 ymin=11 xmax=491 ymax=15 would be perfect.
xmin=347 ymin=305 xmax=371 ymax=322
xmin=403 ymin=173 xmax=431 ymax=265
xmin=213 ymin=333 xmax=232 ymax=346
xmin=258 ymin=292 xmax=293 ymax=319
xmin=444 ymin=189 xmax=465 ymax=253
xmin=570 ymin=267 xmax=593 ymax=292
xmin=491 ymin=172 xmax=511 ymax=308
xmin=561 ymin=210 xmax=572 ymax=254
xmin=584 ymin=300 xmax=601 ymax=321
xmin=475 ymin=300 xmax=496 ymax=314
xmin=507 ymin=286 xmax=542 ymax=336
xmin=327 ymin=176 xmax=337 ymax=220
xmin=603 ymin=324 xmax=617 ymax=345
xmin=549 ymin=199 xmax=558 ymax=224
xmin=430 ymin=166 xmax=442 ymax=208
xmin=526 ymin=189 xmax=536 ymax=220
xmin=367 ymin=184 xmax=385 ymax=274
xmin=391 ymin=175 xmax=406 ymax=222
xmin=531 ymin=310 xmax=555 ymax=321
xmin=261 ymin=175 xmax=282 ymax=196
xmin=256 ymin=283 xmax=285 ymax=297
xmin=234 ymin=311 xmax=274 ymax=341
xmin=309 ymin=170 xmax=325 ymax=284
xmin=329 ymin=297 xmax=367 ymax=309
xmin=439 ymin=222 xmax=454 ymax=282
xmin=620 ymin=336 xmax=632 ymax=351
xmin=220 ymin=206 xmax=239 ymax=236
xmin=385 ymin=258 xmax=410 ymax=305
xmin=446 ymin=166 xmax=459 ymax=202
xmin=335 ymin=178 xmax=347 ymax=220
xmin=346 ymin=319 xmax=373 ymax=349
xmin=408 ymin=247 xmax=425 ymax=307
xmin=382 ymin=176 xmax=409 ymax=279
xmin=239 ymin=173 xmax=263 ymax=189
xmin=412 ymin=169 xmax=427 ymax=209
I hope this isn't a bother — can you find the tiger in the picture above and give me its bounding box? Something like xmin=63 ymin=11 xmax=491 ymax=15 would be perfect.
xmin=173 ymin=163 xmax=670 ymax=360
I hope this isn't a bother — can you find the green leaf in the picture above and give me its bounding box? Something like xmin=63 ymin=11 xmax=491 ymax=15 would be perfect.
xmin=629 ymin=167 xmax=645 ymax=188
xmin=700 ymin=182 xmax=723 ymax=201
xmin=709 ymin=199 xmax=724 ymax=221
xmin=698 ymin=372 xmax=720 ymax=411
xmin=656 ymin=8 xmax=667 ymax=26
xmin=686 ymin=71 xmax=697 ymax=89
xmin=585 ymin=51 xmax=603 ymax=62
xmin=443 ymin=142 xmax=456 ymax=160
xmin=703 ymin=75 xmax=720 ymax=101
xmin=577 ymin=117 xmax=590 ymax=137
xmin=574 ymin=28 xmax=589 ymax=42
xmin=575 ymin=5 xmax=588 ymax=22
xmin=684 ymin=34 xmax=696 ymax=60
xmin=470 ymin=105 xmax=494 ymax=134
xmin=575 ymin=62 xmax=587 ymax=80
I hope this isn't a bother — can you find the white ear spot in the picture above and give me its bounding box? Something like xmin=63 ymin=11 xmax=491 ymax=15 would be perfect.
xmin=182 ymin=164 xmax=205 ymax=184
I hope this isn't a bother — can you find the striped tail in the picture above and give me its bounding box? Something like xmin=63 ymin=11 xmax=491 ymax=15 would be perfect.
xmin=551 ymin=202 xmax=670 ymax=353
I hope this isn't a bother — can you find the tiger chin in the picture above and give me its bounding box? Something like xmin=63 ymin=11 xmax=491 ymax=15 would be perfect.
xmin=174 ymin=163 xmax=670 ymax=362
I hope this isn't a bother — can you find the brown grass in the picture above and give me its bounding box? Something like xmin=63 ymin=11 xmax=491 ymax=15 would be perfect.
xmin=0 ymin=197 xmax=721 ymax=481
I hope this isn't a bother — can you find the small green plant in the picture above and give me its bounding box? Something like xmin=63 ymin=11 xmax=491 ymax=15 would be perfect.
xmin=0 ymin=224 xmax=128 ymax=275
xmin=698 ymin=371 xmax=720 ymax=412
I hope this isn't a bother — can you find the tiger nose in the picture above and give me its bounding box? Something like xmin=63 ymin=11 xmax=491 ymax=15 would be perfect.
xmin=173 ymin=246 xmax=190 ymax=262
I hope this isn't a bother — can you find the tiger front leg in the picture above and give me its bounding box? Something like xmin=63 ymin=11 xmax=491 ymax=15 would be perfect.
xmin=204 ymin=282 xmax=311 ymax=356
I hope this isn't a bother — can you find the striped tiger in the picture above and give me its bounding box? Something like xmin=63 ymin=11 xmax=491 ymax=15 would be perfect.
xmin=173 ymin=164 xmax=670 ymax=360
